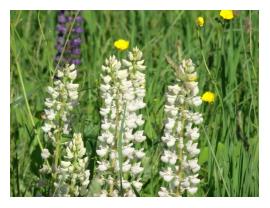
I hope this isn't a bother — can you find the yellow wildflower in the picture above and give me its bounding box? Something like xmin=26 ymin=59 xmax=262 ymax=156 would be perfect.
xmin=219 ymin=10 xmax=234 ymax=20
xmin=196 ymin=16 xmax=205 ymax=27
xmin=114 ymin=39 xmax=129 ymax=51
xmin=201 ymin=91 xmax=215 ymax=103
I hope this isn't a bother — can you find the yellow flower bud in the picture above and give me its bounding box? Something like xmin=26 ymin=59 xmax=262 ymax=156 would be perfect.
xmin=196 ymin=16 xmax=205 ymax=27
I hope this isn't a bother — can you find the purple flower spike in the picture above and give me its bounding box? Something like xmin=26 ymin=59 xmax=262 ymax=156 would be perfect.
xmin=54 ymin=10 xmax=83 ymax=66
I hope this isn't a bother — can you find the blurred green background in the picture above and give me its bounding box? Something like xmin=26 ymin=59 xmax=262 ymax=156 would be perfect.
xmin=10 ymin=10 xmax=259 ymax=196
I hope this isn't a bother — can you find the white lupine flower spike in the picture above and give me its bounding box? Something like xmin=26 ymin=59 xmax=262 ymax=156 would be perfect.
xmin=54 ymin=133 xmax=90 ymax=196
xmin=95 ymin=47 xmax=146 ymax=196
xmin=159 ymin=58 xmax=202 ymax=197
xmin=39 ymin=64 xmax=89 ymax=196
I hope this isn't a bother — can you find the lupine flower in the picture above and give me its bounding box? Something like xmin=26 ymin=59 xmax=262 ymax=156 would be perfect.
xmin=220 ymin=10 xmax=234 ymax=20
xmin=159 ymin=58 xmax=203 ymax=197
xmin=114 ymin=39 xmax=129 ymax=51
xmin=54 ymin=133 xmax=90 ymax=196
xmin=95 ymin=47 xmax=146 ymax=197
xmin=196 ymin=17 xmax=205 ymax=27
xmin=41 ymin=64 xmax=78 ymax=145
xmin=201 ymin=91 xmax=215 ymax=103
xmin=55 ymin=11 xmax=83 ymax=66
xmin=39 ymin=64 xmax=89 ymax=196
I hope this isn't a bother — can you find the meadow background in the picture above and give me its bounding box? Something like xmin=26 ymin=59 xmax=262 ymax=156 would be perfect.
xmin=10 ymin=10 xmax=259 ymax=197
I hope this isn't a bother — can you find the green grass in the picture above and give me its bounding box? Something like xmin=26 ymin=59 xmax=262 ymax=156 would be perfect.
xmin=10 ymin=10 xmax=259 ymax=197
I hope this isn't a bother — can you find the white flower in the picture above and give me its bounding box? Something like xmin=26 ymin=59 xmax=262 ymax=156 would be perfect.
xmin=135 ymin=114 xmax=145 ymax=126
xmin=99 ymin=190 xmax=108 ymax=197
xmin=125 ymin=129 xmax=134 ymax=141
xmin=97 ymin=161 xmax=109 ymax=172
xmin=161 ymin=134 xmax=176 ymax=147
xmin=158 ymin=187 xmax=170 ymax=197
xmin=165 ymin=118 xmax=175 ymax=130
xmin=186 ymin=141 xmax=200 ymax=157
xmin=67 ymin=69 xmax=77 ymax=80
xmin=101 ymin=122 xmax=111 ymax=130
xmin=164 ymin=105 xmax=178 ymax=117
xmin=168 ymin=85 xmax=181 ymax=95
xmin=42 ymin=123 xmax=52 ymax=133
xmin=190 ymin=96 xmax=202 ymax=106
xmin=102 ymin=75 xmax=112 ymax=84
xmin=96 ymin=146 xmax=108 ymax=157
xmin=180 ymin=178 xmax=190 ymax=189
xmin=185 ymin=126 xmax=200 ymax=141
xmin=45 ymin=98 xmax=54 ymax=108
xmin=188 ymin=159 xmax=200 ymax=173
xmin=122 ymin=59 xmax=133 ymax=67
xmin=134 ymin=130 xmax=146 ymax=143
xmin=100 ymin=84 xmax=111 ymax=92
xmin=122 ymin=160 xmax=131 ymax=172
xmin=131 ymin=162 xmax=143 ymax=175
xmin=166 ymin=94 xmax=177 ymax=105
xmin=159 ymin=167 xmax=174 ymax=182
xmin=132 ymin=180 xmax=143 ymax=191
xmin=66 ymin=83 xmax=79 ymax=91
xmin=122 ymin=144 xmax=135 ymax=158
xmin=187 ymin=187 xmax=198 ymax=195
xmin=39 ymin=164 xmax=51 ymax=174
xmin=117 ymin=69 xmax=128 ymax=80
xmin=134 ymin=148 xmax=145 ymax=159
xmin=61 ymin=161 xmax=71 ymax=168
xmin=45 ymin=109 xmax=56 ymax=120
xmin=41 ymin=148 xmax=50 ymax=159
xmin=122 ymin=180 xmax=131 ymax=189
xmin=191 ymin=112 xmax=203 ymax=125
xmin=189 ymin=175 xmax=200 ymax=185
xmin=161 ymin=150 xmax=177 ymax=165
xmin=100 ymin=107 xmax=110 ymax=116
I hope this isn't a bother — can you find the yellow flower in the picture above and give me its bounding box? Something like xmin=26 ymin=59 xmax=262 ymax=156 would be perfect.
xmin=196 ymin=16 xmax=205 ymax=27
xmin=219 ymin=10 xmax=234 ymax=20
xmin=201 ymin=91 xmax=215 ymax=103
xmin=114 ymin=39 xmax=129 ymax=51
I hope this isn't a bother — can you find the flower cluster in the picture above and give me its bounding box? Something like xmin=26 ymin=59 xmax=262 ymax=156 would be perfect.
xmin=39 ymin=64 xmax=89 ymax=196
xmin=158 ymin=59 xmax=203 ymax=197
xmin=95 ymin=47 xmax=146 ymax=196
xmin=41 ymin=64 xmax=78 ymax=145
xmin=55 ymin=10 xmax=83 ymax=66
xmin=54 ymin=133 xmax=90 ymax=196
